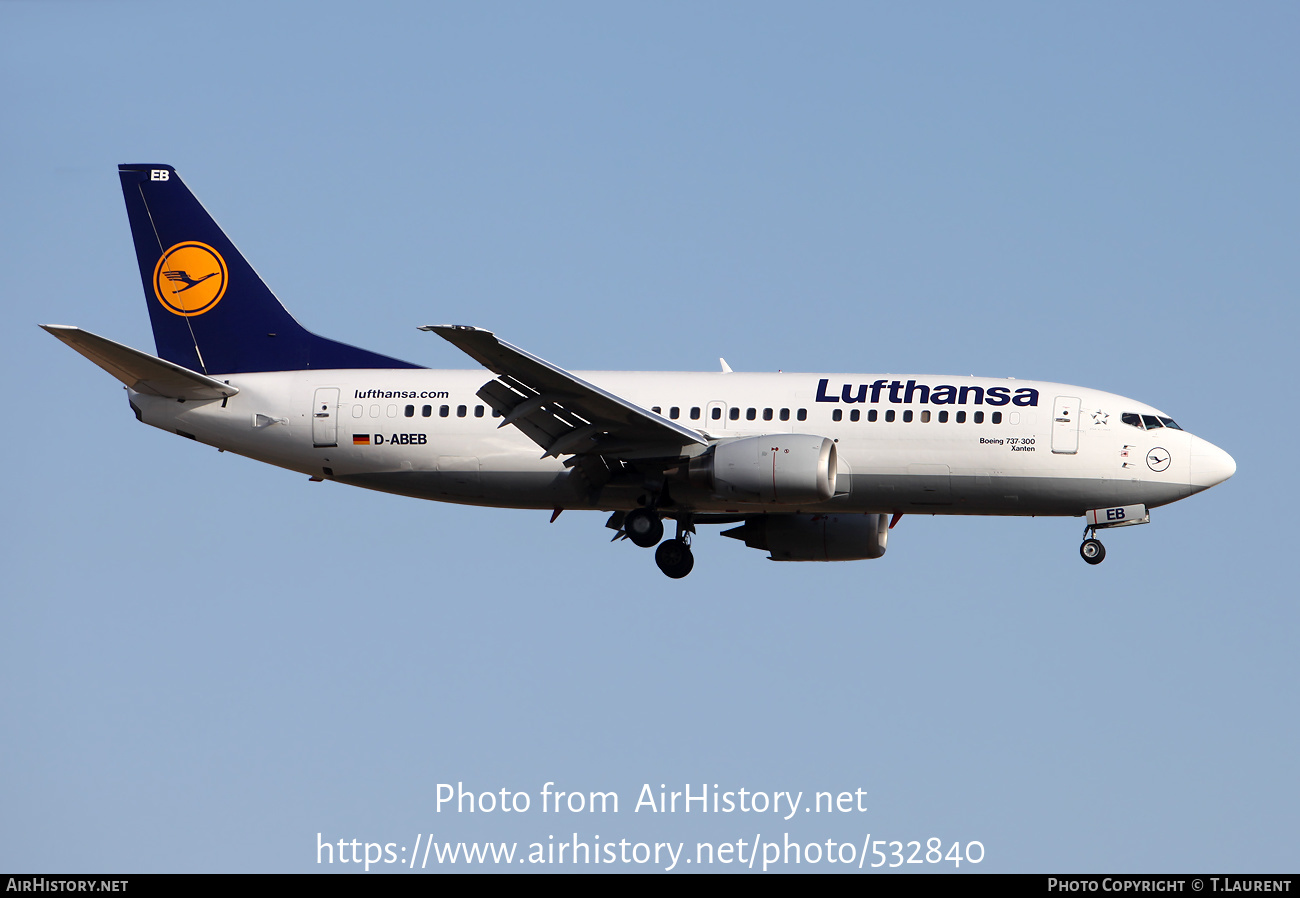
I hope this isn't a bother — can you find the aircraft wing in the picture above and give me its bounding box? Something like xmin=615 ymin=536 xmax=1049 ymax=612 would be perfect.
xmin=421 ymin=325 xmax=707 ymax=460
xmin=41 ymin=325 xmax=239 ymax=400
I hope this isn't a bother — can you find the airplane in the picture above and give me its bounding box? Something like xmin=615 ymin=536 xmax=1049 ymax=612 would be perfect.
xmin=43 ymin=164 xmax=1236 ymax=578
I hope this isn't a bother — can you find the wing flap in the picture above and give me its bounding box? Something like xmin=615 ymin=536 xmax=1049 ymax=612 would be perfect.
xmin=424 ymin=325 xmax=706 ymax=459
xmin=41 ymin=325 xmax=238 ymax=400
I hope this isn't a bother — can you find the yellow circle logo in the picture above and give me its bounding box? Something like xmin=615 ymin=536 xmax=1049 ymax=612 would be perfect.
xmin=152 ymin=242 xmax=227 ymax=316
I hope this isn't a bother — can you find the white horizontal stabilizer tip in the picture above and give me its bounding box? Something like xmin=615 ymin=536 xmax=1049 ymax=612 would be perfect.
xmin=40 ymin=325 xmax=238 ymax=400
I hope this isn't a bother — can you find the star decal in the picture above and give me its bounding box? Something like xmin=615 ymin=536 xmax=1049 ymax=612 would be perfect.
xmin=1092 ymin=409 xmax=1109 ymax=425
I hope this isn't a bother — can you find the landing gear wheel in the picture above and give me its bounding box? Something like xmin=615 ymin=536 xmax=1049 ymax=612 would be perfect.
xmin=655 ymin=539 xmax=695 ymax=579
xmin=624 ymin=508 xmax=664 ymax=548
xmin=1080 ymin=538 xmax=1106 ymax=565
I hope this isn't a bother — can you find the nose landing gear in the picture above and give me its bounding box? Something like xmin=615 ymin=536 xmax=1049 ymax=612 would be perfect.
xmin=1078 ymin=505 xmax=1151 ymax=565
xmin=1080 ymin=535 xmax=1106 ymax=564
xmin=1079 ymin=521 xmax=1108 ymax=565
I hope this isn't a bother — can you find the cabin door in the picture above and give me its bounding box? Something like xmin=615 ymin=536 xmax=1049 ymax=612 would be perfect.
xmin=312 ymin=387 xmax=340 ymax=448
xmin=1051 ymin=396 xmax=1080 ymax=454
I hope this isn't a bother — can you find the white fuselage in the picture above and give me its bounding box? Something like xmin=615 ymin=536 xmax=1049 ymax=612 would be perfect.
xmin=128 ymin=368 xmax=1235 ymax=519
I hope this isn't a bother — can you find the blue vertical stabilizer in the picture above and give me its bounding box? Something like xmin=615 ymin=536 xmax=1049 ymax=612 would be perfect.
xmin=118 ymin=164 xmax=421 ymax=374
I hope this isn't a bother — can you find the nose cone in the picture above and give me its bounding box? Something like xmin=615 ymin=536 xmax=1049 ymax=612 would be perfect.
xmin=1190 ymin=438 xmax=1236 ymax=491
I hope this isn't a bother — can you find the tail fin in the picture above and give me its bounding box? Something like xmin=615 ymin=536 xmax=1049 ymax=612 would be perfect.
xmin=118 ymin=164 xmax=421 ymax=374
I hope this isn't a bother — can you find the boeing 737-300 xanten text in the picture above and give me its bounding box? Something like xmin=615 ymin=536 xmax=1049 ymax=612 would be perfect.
xmin=44 ymin=165 xmax=1236 ymax=578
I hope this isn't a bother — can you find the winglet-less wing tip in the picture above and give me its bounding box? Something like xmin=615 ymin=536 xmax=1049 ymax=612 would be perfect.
xmin=418 ymin=324 xmax=492 ymax=335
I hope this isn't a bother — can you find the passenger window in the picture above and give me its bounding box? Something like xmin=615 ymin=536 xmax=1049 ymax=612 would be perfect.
xmin=939 ymin=410 xmax=949 ymax=423
xmin=992 ymin=411 xmax=1002 ymax=424
xmin=903 ymin=410 xmax=913 ymax=423
xmin=691 ymin=407 xmax=701 ymax=420
xmin=387 ymin=405 xmax=398 ymax=417
xmin=352 ymin=405 xmax=363 ymax=418
xmin=921 ymin=410 xmax=931 ymax=423
xmin=729 ymin=408 xmax=740 ymax=421
xmin=850 ymin=409 xmax=860 ymax=422
xmin=797 ymin=409 xmax=807 ymax=421
xmin=405 ymin=405 xmax=415 ymax=417
xmin=670 ymin=407 xmax=680 ymax=420
xmin=779 ymin=408 xmax=789 ymax=421
xmin=457 ymin=405 xmax=467 ymax=417
xmin=957 ymin=411 xmax=967 ymax=423
xmin=833 ymin=409 xmax=843 ymax=422
xmin=370 ymin=405 xmax=380 ymax=418
xmin=885 ymin=409 xmax=896 ymax=423
xmin=475 ymin=405 xmax=484 ymax=417
xmin=974 ymin=411 xmax=984 ymax=424
xmin=492 ymin=409 xmax=502 ymax=418
xmin=868 ymin=409 xmax=878 ymax=422
xmin=746 ymin=408 xmax=756 ymax=421
xmin=712 ymin=407 xmax=722 ymax=421
xmin=439 ymin=405 xmax=449 ymax=417
xmin=763 ymin=408 xmax=773 ymax=421
xmin=652 ymin=406 xmax=662 ymax=414
xmin=422 ymin=405 xmax=432 ymax=417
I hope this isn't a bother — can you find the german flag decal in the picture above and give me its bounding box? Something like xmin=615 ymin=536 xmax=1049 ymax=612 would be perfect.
xmin=352 ymin=434 xmax=370 ymax=446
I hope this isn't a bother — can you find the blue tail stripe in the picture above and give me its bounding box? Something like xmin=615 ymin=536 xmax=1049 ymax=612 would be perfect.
xmin=119 ymin=164 xmax=422 ymax=374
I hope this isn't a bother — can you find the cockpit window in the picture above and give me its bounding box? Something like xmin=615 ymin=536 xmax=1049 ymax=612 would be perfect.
xmin=1123 ymin=412 xmax=1183 ymax=431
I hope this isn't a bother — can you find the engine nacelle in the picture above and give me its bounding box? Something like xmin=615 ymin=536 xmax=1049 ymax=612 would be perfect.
xmin=690 ymin=434 xmax=837 ymax=504
xmin=722 ymin=513 xmax=889 ymax=561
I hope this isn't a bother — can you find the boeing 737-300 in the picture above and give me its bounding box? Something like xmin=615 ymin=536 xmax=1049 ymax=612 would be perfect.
xmin=43 ymin=164 xmax=1236 ymax=578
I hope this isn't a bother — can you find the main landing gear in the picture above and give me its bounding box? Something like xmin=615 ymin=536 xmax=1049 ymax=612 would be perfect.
xmin=655 ymin=535 xmax=694 ymax=579
xmin=614 ymin=509 xmax=696 ymax=578
xmin=622 ymin=507 xmax=664 ymax=548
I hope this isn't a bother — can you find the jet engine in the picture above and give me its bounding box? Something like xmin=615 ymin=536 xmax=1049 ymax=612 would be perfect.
xmin=722 ymin=513 xmax=889 ymax=561
xmin=689 ymin=435 xmax=837 ymax=504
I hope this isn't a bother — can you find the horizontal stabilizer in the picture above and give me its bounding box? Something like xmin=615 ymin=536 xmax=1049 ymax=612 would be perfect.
xmin=41 ymin=325 xmax=238 ymax=400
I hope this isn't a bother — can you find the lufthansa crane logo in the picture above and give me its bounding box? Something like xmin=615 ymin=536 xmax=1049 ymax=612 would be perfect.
xmin=152 ymin=241 xmax=228 ymax=316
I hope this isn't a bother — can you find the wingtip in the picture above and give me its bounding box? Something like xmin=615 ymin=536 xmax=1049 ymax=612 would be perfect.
xmin=419 ymin=324 xmax=491 ymax=334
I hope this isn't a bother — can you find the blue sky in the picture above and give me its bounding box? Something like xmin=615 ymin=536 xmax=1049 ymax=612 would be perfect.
xmin=2 ymin=1 xmax=1296 ymax=872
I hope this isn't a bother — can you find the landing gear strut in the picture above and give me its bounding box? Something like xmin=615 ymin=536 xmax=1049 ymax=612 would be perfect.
xmin=1079 ymin=525 xmax=1106 ymax=565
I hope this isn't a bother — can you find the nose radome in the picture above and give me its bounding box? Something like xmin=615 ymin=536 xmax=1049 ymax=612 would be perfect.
xmin=1190 ymin=439 xmax=1236 ymax=490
